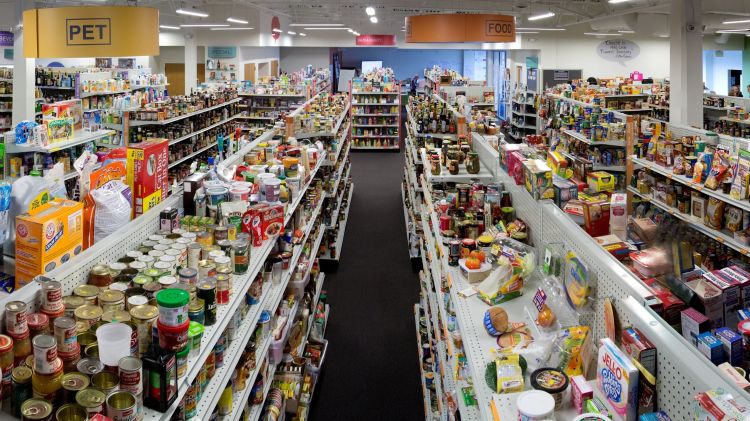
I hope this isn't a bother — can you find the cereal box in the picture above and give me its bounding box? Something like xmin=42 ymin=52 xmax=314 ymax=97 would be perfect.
xmin=596 ymin=338 xmax=639 ymax=421
xmin=15 ymin=198 xmax=83 ymax=289
xmin=523 ymin=159 xmax=554 ymax=200
xmin=126 ymin=139 xmax=169 ymax=218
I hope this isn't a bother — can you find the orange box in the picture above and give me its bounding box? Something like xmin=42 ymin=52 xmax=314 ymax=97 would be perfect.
xmin=127 ymin=138 xmax=169 ymax=217
xmin=15 ymin=198 xmax=83 ymax=289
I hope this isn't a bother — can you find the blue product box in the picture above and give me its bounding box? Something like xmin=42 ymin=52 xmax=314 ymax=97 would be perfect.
xmin=639 ymin=411 xmax=672 ymax=421
xmin=714 ymin=327 xmax=744 ymax=366
xmin=738 ymin=308 xmax=750 ymax=321
xmin=697 ymin=332 xmax=726 ymax=365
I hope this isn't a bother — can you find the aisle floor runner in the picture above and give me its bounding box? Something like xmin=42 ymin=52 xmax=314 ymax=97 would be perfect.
xmin=309 ymin=148 xmax=423 ymax=420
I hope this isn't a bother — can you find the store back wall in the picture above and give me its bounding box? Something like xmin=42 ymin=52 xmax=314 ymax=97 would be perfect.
xmin=340 ymin=47 xmax=463 ymax=80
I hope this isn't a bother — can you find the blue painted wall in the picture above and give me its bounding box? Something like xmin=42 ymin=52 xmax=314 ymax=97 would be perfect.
xmin=340 ymin=47 xmax=464 ymax=81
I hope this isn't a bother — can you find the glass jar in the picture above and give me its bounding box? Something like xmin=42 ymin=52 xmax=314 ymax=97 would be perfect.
xmin=11 ymin=330 xmax=31 ymax=366
xmin=430 ymin=154 xmax=441 ymax=176
xmin=466 ymin=152 xmax=480 ymax=174
xmin=32 ymin=361 xmax=63 ymax=402
xmin=447 ymin=152 xmax=460 ymax=175
xmin=89 ymin=265 xmax=112 ymax=288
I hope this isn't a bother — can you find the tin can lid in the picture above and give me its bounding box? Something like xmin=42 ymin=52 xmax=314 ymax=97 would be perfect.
xmin=130 ymin=304 xmax=159 ymax=321
xmin=76 ymin=388 xmax=106 ymax=407
xmin=63 ymin=295 xmax=85 ymax=309
xmin=159 ymin=276 xmax=178 ymax=287
xmin=156 ymin=289 xmax=190 ymax=308
xmin=21 ymin=399 xmax=53 ymax=419
xmin=127 ymin=295 xmax=149 ymax=307
xmin=75 ymin=305 xmax=103 ymax=320
xmin=102 ymin=310 xmax=131 ymax=323
xmin=189 ymin=299 xmax=204 ymax=312
xmin=62 ymin=372 xmax=90 ymax=391
xmin=118 ymin=355 xmax=142 ymax=371
xmin=74 ymin=284 xmax=100 ymax=297
xmin=12 ymin=366 xmax=32 ymax=384
xmin=99 ymin=289 xmax=125 ymax=303
xmin=179 ymin=268 xmax=198 ymax=278
xmin=27 ymin=313 xmax=49 ymax=329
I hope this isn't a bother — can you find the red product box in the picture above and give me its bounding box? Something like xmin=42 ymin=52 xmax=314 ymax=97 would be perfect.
xmin=643 ymin=278 xmax=685 ymax=325
xmin=721 ymin=266 xmax=750 ymax=308
xmin=126 ymin=139 xmax=169 ymax=217
xmin=582 ymin=200 xmax=610 ymax=237
xmin=706 ymin=271 xmax=742 ymax=329
xmin=681 ymin=307 xmax=711 ymax=346
xmin=686 ymin=277 xmax=725 ymax=329
xmin=621 ymin=327 xmax=657 ymax=377
xmin=507 ymin=151 xmax=525 ymax=185
xmin=242 ymin=204 xmax=284 ymax=246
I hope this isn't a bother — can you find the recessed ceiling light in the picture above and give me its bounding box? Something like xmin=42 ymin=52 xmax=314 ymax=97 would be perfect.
xmin=303 ymin=27 xmax=352 ymax=30
xmin=180 ymin=24 xmax=229 ymax=27
xmin=583 ymin=32 xmax=622 ymax=36
xmin=299 ymin=33 xmax=307 ymax=36
xmin=227 ymin=18 xmax=248 ymax=24
xmin=272 ymin=28 xmax=283 ymax=33
xmin=159 ymin=25 xmax=180 ymax=30
xmin=176 ymin=8 xmax=208 ymax=18
xmin=370 ymin=16 xmax=378 ymax=23
xmin=365 ymin=7 xmax=376 ymax=16
xmin=723 ymin=19 xmax=750 ymax=24
xmin=528 ymin=12 xmax=555 ymax=21
xmin=516 ymin=27 xmax=565 ymax=31
xmin=617 ymin=30 xmax=635 ymax=33
xmin=289 ymin=23 xmax=344 ymax=27
xmin=211 ymin=27 xmax=254 ymax=31
xmin=288 ymin=31 xmax=296 ymax=35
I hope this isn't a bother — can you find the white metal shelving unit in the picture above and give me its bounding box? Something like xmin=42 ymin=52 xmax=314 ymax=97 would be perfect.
xmin=319 ymin=182 xmax=353 ymax=261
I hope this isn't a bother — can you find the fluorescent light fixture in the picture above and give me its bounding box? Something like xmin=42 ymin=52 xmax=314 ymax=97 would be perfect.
xmin=347 ymin=28 xmax=354 ymax=33
xmin=516 ymin=31 xmax=539 ymax=34
xmin=288 ymin=31 xmax=296 ymax=35
xmin=724 ymin=19 xmax=750 ymax=24
xmin=290 ymin=23 xmax=344 ymax=27
xmin=370 ymin=16 xmax=378 ymax=23
xmin=226 ymin=17 xmax=248 ymax=24
xmin=516 ymin=27 xmax=565 ymax=31
xmin=176 ymin=8 xmax=208 ymax=18
xmin=299 ymin=33 xmax=307 ymax=36
xmin=211 ymin=27 xmax=254 ymax=30
xmin=617 ymin=30 xmax=635 ymax=33
xmin=583 ymin=32 xmax=622 ymax=36
xmin=658 ymin=34 xmax=669 ymax=37
xmin=354 ymin=32 xmax=360 ymax=36
xmin=272 ymin=28 xmax=283 ymax=33
xmin=180 ymin=24 xmax=229 ymax=27
xmin=159 ymin=25 xmax=180 ymax=30
xmin=365 ymin=7 xmax=375 ymax=16
xmin=609 ymin=0 xmax=630 ymax=3
xmin=528 ymin=12 xmax=555 ymax=21
xmin=717 ymin=28 xmax=749 ymax=32
xmin=303 ymin=27 xmax=351 ymax=30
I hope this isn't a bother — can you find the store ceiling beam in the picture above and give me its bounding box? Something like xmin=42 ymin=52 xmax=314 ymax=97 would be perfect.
xmin=558 ymin=1 xmax=669 ymax=27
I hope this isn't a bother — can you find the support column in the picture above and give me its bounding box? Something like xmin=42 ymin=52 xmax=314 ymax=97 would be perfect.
xmin=669 ymin=0 xmax=702 ymax=127
xmin=12 ymin=1 xmax=34 ymax=125
xmin=184 ymin=32 xmax=197 ymax=94
xmin=743 ymin=37 xmax=750 ymax=96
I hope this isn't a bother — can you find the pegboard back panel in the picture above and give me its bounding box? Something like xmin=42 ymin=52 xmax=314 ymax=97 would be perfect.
xmin=623 ymin=296 xmax=750 ymax=419
xmin=0 ymin=191 xmax=183 ymax=326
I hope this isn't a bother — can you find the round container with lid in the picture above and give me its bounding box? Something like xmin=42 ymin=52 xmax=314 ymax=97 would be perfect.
xmin=74 ymin=305 xmax=103 ymax=327
xmin=516 ymin=390 xmax=555 ymax=420
xmin=32 ymin=334 xmax=58 ymax=374
xmin=108 ymin=262 xmax=128 ymax=276
xmin=128 ymin=260 xmax=147 ymax=272
xmin=176 ymin=346 xmax=190 ymax=377
xmin=28 ymin=313 xmax=50 ymax=340
xmin=102 ymin=310 xmax=131 ymax=323
xmin=89 ymin=265 xmax=112 ymax=287
xmin=63 ymin=296 xmax=85 ymax=318
xmin=54 ymin=316 xmax=78 ymax=354
xmin=152 ymin=244 xmax=170 ymax=252
xmin=55 ymin=404 xmax=88 ymax=421
xmin=20 ymin=398 xmax=53 ymax=421
xmin=127 ymin=295 xmax=149 ymax=310
xmin=6 ymin=300 xmax=29 ymax=335
xmin=158 ymin=275 xmax=178 ymax=289
xmin=133 ymin=274 xmax=152 ymax=288
xmin=137 ymin=254 xmax=156 ymax=268
xmin=126 ymin=250 xmax=143 ymax=259
xmin=154 ymin=260 xmax=174 ymax=276
xmin=530 ymin=367 xmax=569 ymax=409
xmin=188 ymin=321 xmax=205 ymax=358
xmin=99 ymin=289 xmax=126 ymax=312
xmin=157 ymin=318 xmax=189 ymax=352
xmin=61 ymin=372 xmax=89 ymax=404
xmin=156 ymin=288 xmax=190 ymax=326
xmin=76 ymin=387 xmax=106 ymax=416
xmin=74 ymin=285 xmax=100 ymax=305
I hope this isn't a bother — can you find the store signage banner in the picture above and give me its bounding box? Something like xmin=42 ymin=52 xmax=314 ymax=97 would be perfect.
xmin=23 ymin=7 xmax=159 ymax=58
xmin=596 ymin=39 xmax=640 ymax=62
xmin=208 ymin=47 xmax=237 ymax=58
xmin=0 ymin=31 xmax=13 ymax=47
xmin=356 ymin=35 xmax=396 ymax=46
xmin=405 ymin=14 xmax=515 ymax=43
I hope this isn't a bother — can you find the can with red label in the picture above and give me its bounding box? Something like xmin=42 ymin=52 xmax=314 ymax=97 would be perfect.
xmin=216 ymin=274 xmax=230 ymax=305
xmin=5 ymin=301 xmax=28 ymax=336
xmin=439 ymin=214 xmax=452 ymax=231
xmin=107 ymin=390 xmax=137 ymax=421
xmin=41 ymin=281 xmax=63 ymax=312
xmin=32 ymin=334 xmax=58 ymax=375
xmin=54 ymin=316 xmax=78 ymax=354
xmin=118 ymin=356 xmax=143 ymax=396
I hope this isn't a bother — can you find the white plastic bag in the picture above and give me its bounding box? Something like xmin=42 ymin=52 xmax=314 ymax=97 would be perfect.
xmin=91 ymin=181 xmax=132 ymax=243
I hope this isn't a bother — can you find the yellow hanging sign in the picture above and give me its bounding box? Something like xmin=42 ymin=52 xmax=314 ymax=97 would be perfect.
xmin=23 ymin=6 xmax=159 ymax=58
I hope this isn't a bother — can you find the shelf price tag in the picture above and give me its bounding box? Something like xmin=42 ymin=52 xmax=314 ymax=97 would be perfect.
xmin=716 ymin=237 xmax=725 ymax=244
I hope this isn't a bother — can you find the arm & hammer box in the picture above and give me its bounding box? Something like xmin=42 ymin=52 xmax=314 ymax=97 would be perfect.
xmin=14 ymin=198 xmax=83 ymax=289
xmin=705 ymin=271 xmax=742 ymax=329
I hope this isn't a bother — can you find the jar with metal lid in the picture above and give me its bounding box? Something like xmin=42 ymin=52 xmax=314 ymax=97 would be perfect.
xmin=31 ymin=361 xmax=63 ymax=402
xmin=214 ymin=256 xmax=232 ymax=272
xmin=130 ymin=304 xmax=158 ymax=356
xmin=148 ymin=234 xmax=164 ymax=242
xmin=158 ymin=275 xmax=178 ymax=289
xmin=137 ymin=255 xmax=155 ymax=268
xmin=20 ymin=398 xmax=52 ymax=421
xmin=159 ymin=238 xmax=175 ymax=246
xmin=61 ymin=371 xmax=89 ymax=403
xmin=102 ymin=310 xmax=131 ymax=323
xmin=178 ymin=267 xmax=198 ymax=285
xmin=152 ymin=244 xmax=170 ymax=252
xmin=216 ymin=274 xmax=231 ymax=305
xmin=127 ymin=295 xmax=149 ymax=310
xmin=199 ymin=260 xmax=217 ymax=279
xmin=74 ymin=305 xmax=103 ymax=327
xmin=232 ymin=239 xmax=250 ymax=274
xmin=148 ymin=250 xmax=165 ymax=259
xmin=165 ymin=248 xmax=183 ymax=266
xmin=133 ymin=274 xmax=153 ymax=288
xmin=154 ymin=260 xmax=174 ymax=276
xmin=126 ymin=250 xmax=143 ymax=259
xmin=99 ymin=289 xmax=125 ymax=312
xmin=128 ymin=261 xmax=147 ymax=273
xmin=0 ymin=334 xmax=14 ymax=374
xmin=109 ymin=281 xmax=130 ymax=292
xmin=89 ymin=265 xmax=112 ymax=287
xmin=12 ymin=366 xmax=32 ymax=417
xmin=196 ymin=231 xmax=213 ymax=246
xmin=63 ymin=296 xmax=85 ymax=318
xmin=73 ymin=285 xmax=100 ymax=305
xmin=10 ymin=329 xmax=32 ymax=366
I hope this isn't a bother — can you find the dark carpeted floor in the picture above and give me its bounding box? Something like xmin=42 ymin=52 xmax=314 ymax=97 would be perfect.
xmin=308 ymin=148 xmax=423 ymax=420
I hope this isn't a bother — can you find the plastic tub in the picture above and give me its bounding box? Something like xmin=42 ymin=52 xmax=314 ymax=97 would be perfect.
xmin=230 ymin=186 xmax=250 ymax=202
xmin=206 ymin=187 xmax=228 ymax=206
xmin=157 ymin=318 xmax=189 ymax=352
xmin=264 ymin=178 xmax=281 ymax=202
xmin=96 ymin=323 xmax=132 ymax=367
xmin=156 ymin=289 xmax=190 ymax=326
xmin=188 ymin=322 xmax=204 ymax=359
xmin=516 ymin=390 xmax=555 ymax=420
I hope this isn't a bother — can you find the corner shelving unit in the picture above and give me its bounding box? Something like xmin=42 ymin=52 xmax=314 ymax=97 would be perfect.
xmin=508 ymin=90 xmax=537 ymax=141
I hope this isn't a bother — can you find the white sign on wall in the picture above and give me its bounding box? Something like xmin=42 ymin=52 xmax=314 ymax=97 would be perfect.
xmin=597 ymin=39 xmax=640 ymax=62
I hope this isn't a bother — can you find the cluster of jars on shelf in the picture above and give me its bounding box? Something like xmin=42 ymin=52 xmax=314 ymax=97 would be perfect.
xmin=294 ymin=94 xmax=348 ymax=133
xmin=425 ymin=135 xmax=480 ymax=176
xmin=0 ymin=215 xmax=256 ymax=421
xmin=126 ymin=89 xmax=238 ymax=123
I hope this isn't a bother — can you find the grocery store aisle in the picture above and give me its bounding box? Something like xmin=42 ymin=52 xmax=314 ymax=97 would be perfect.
xmin=309 ymin=150 xmax=423 ymax=420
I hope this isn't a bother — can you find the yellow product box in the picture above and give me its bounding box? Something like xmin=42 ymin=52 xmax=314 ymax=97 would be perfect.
xmin=587 ymin=171 xmax=616 ymax=193
xmin=15 ymin=198 xmax=83 ymax=289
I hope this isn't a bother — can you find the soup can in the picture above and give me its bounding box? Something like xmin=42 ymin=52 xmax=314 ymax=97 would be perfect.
xmin=20 ymin=398 xmax=53 ymax=421
xmin=61 ymin=372 xmax=90 ymax=404
xmin=6 ymin=301 xmax=28 ymax=335
xmin=54 ymin=316 xmax=78 ymax=354
xmin=118 ymin=356 xmax=142 ymax=396
xmin=32 ymin=334 xmax=58 ymax=375
xmin=107 ymin=390 xmax=137 ymax=421
xmin=91 ymin=371 xmax=119 ymax=396
xmin=76 ymin=388 xmax=106 ymax=416
xmin=41 ymin=280 xmax=63 ymax=311
xmin=55 ymin=404 xmax=88 ymax=421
